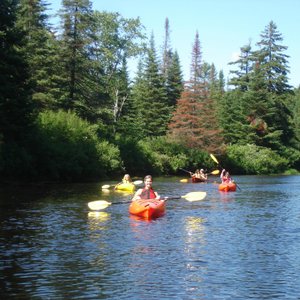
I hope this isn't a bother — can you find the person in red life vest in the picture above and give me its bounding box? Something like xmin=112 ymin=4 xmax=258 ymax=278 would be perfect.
xmin=220 ymin=169 xmax=233 ymax=184
xmin=132 ymin=175 xmax=160 ymax=201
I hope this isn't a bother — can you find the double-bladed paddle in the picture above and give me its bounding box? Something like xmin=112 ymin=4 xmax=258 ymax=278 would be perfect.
xmin=180 ymin=168 xmax=219 ymax=176
xmin=179 ymin=168 xmax=192 ymax=174
xmin=179 ymin=169 xmax=219 ymax=182
xmin=88 ymin=191 xmax=207 ymax=211
xmin=102 ymin=180 xmax=143 ymax=190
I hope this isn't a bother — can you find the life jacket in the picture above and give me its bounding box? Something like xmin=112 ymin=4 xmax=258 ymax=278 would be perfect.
xmin=140 ymin=188 xmax=156 ymax=199
xmin=222 ymin=177 xmax=231 ymax=184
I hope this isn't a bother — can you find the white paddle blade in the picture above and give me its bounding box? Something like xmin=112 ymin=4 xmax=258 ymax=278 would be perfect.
xmin=182 ymin=192 xmax=207 ymax=202
xmin=88 ymin=200 xmax=111 ymax=210
xmin=101 ymin=184 xmax=110 ymax=189
xmin=133 ymin=180 xmax=143 ymax=185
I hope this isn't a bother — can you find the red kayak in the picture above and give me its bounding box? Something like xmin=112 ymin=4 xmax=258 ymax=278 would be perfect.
xmin=129 ymin=199 xmax=166 ymax=219
xmin=218 ymin=182 xmax=237 ymax=192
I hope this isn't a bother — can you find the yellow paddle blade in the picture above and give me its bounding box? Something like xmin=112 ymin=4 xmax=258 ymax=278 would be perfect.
xmin=180 ymin=179 xmax=189 ymax=183
xmin=210 ymin=153 xmax=219 ymax=165
xmin=88 ymin=200 xmax=112 ymax=210
xmin=181 ymin=191 xmax=207 ymax=202
xmin=210 ymin=169 xmax=220 ymax=175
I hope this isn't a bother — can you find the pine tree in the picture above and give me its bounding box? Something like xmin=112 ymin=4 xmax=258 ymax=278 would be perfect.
xmin=228 ymin=42 xmax=252 ymax=91
xmin=190 ymin=31 xmax=202 ymax=84
xmin=241 ymin=62 xmax=276 ymax=146
xmin=0 ymin=0 xmax=35 ymax=143
xmin=168 ymin=85 xmax=206 ymax=148
xmin=292 ymin=88 xmax=300 ymax=149
xmin=166 ymin=50 xmax=183 ymax=108
xmin=254 ymin=21 xmax=291 ymax=94
xmin=209 ymin=64 xmax=225 ymax=99
xmin=252 ymin=21 xmax=294 ymax=148
xmin=223 ymin=21 xmax=295 ymax=151
xmin=160 ymin=19 xmax=183 ymax=113
xmin=161 ymin=17 xmax=172 ymax=80
xmin=58 ymin=0 xmax=94 ymax=114
xmin=218 ymin=90 xmax=250 ymax=144
xmin=131 ymin=34 xmax=169 ymax=137
xmin=129 ymin=60 xmax=150 ymax=138
xmin=16 ymin=0 xmax=62 ymax=111
xmin=168 ymin=32 xmax=223 ymax=152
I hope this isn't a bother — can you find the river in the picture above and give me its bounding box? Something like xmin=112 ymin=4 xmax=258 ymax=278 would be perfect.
xmin=1 ymin=175 xmax=300 ymax=299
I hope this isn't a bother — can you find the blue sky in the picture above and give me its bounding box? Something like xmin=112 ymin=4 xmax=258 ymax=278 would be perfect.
xmin=48 ymin=0 xmax=300 ymax=88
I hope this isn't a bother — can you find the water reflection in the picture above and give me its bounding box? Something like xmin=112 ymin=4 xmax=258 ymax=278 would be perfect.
xmin=1 ymin=176 xmax=300 ymax=299
xmin=88 ymin=211 xmax=110 ymax=229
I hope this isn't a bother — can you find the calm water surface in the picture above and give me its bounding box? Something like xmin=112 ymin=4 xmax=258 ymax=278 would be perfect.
xmin=1 ymin=175 xmax=300 ymax=299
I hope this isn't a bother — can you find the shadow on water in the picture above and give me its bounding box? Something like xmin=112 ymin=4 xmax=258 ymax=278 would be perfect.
xmin=1 ymin=175 xmax=300 ymax=299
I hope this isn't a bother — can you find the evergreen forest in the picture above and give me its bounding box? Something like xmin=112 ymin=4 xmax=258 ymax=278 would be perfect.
xmin=1 ymin=0 xmax=300 ymax=182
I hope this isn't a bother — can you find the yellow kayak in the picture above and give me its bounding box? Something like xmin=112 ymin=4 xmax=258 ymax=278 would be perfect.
xmin=115 ymin=182 xmax=136 ymax=192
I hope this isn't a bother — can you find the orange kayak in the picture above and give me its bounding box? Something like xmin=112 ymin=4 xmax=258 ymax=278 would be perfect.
xmin=219 ymin=182 xmax=237 ymax=192
xmin=129 ymin=199 xmax=166 ymax=219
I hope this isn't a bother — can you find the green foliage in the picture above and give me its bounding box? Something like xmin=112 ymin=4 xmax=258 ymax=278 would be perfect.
xmin=283 ymin=169 xmax=299 ymax=175
xmin=116 ymin=136 xmax=215 ymax=176
xmin=290 ymin=88 xmax=300 ymax=149
xmin=225 ymin=144 xmax=289 ymax=174
xmin=2 ymin=6 xmax=299 ymax=182
xmin=35 ymin=110 xmax=122 ymax=180
xmin=137 ymin=137 xmax=188 ymax=174
xmin=218 ymin=90 xmax=251 ymax=144
xmin=115 ymin=136 xmax=147 ymax=175
xmin=255 ymin=21 xmax=291 ymax=94
xmin=0 ymin=0 xmax=36 ymax=143
xmin=92 ymin=11 xmax=146 ymax=134
xmin=116 ymin=136 xmax=187 ymax=175
xmin=277 ymin=146 xmax=300 ymax=171
xmin=0 ymin=141 xmax=36 ymax=179
xmin=16 ymin=0 xmax=62 ymax=111
xmin=131 ymin=34 xmax=170 ymax=138
xmin=185 ymin=148 xmax=215 ymax=172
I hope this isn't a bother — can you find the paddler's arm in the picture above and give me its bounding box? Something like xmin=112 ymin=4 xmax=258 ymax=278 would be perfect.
xmin=132 ymin=189 xmax=142 ymax=201
xmin=114 ymin=182 xmax=121 ymax=190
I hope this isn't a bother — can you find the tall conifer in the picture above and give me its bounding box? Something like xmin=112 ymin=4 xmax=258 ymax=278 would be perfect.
xmin=16 ymin=0 xmax=62 ymax=110
xmin=58 ymin=0 xmax=94 ymax=114
xmin=160 ymin=19 xmax=183 ymax=112
xmin=254 ymin=21 xmax=291 ymax=94
xmin=131 ymin=34 xmax=169 ymax=137
xmin=0 ymin=0 xmax=35 ymax=143
xmin=168 ymin=32 xmax=223 ymax=152
xmin=228 ymin=43 xmax=252 ymax=91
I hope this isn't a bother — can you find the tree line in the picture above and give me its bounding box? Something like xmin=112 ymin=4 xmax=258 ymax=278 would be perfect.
xmin=1 ymin=0 xmax=299 ymax=182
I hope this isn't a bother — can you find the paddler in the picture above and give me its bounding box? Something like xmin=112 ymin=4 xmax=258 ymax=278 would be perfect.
xmin=114 ymin=173 xmax=132 ymax=190
xmin=132 ymin=175 xmax=160 ymax=201
xmin=220 ymin=169 xmax=233 ymax=184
